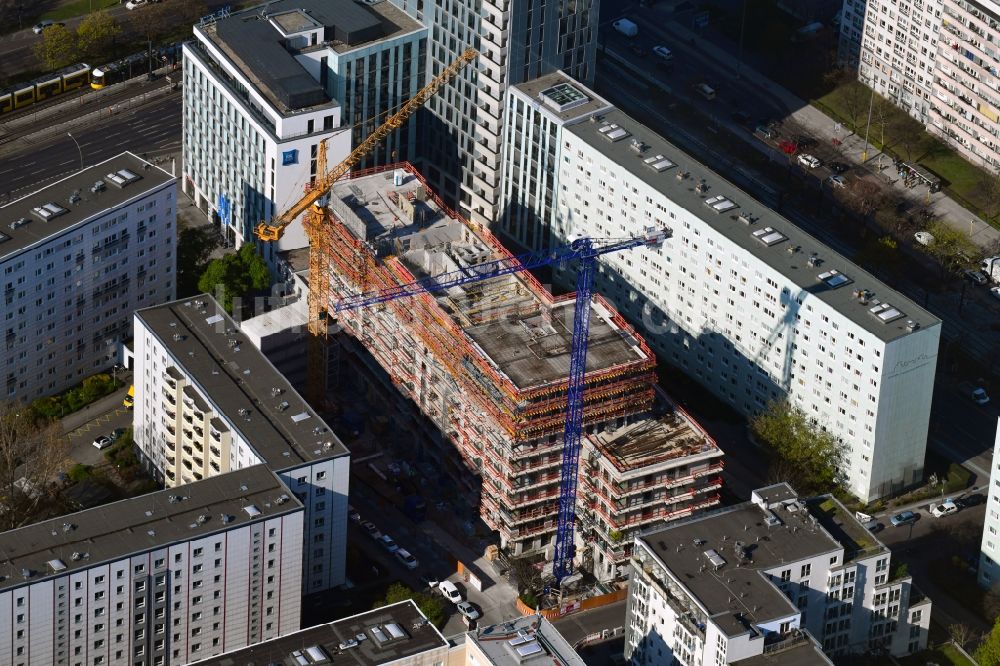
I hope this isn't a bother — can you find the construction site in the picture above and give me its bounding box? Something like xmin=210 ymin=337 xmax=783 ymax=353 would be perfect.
xmin=304 ymin=161 xmax=725 ymax=578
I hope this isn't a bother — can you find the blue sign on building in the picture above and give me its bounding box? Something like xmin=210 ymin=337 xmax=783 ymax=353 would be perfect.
xmin=282 ymin=149 xmax=298 ymax=166
xmin=217 ymin=194 xmax=231 ymax=228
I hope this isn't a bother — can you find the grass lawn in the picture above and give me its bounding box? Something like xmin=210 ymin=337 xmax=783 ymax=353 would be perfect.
xmin=43 ymin=0 xmax=119 ymax=21
xmin=899 ymin=643 xmax=976 ymax=666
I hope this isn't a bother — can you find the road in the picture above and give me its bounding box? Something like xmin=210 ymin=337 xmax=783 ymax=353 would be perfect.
xmin=0 ymin=89 xmax=181 ymax=200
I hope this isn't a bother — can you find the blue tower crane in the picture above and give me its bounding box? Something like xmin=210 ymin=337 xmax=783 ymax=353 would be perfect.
xmin=334 ymin=228 xmax=668 ymax=582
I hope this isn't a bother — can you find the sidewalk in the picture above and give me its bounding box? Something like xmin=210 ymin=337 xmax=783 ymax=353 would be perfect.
xmin=659 ymin=20 xmax=1000 ymax=251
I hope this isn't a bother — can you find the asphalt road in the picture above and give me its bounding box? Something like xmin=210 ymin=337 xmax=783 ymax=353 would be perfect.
xmin=0 ymin=89 xmax=181 ymax=200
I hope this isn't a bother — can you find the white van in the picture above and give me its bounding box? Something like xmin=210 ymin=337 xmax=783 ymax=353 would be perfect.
xmin=695 ymin=83 xmax=716 ymax=100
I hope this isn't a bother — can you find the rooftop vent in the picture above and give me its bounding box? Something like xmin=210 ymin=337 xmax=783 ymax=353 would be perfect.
xmin=695 ymin=179 xmax=708 ymax=194
xmin=31 ymin=202 xmax=68 ymax=221
xmin=277 ymin=401 xmax=290 ymax=412
xmin=737 ymin=212 xmax=755 ymax=225
xmin=704 ymin=195 xmax=737 ymax=213
xmin=47 ymin=559 xmax=67 ymax=572
xmin=704 ymin=549 xmax=727 ymax=570
xmin=751 ymin=227 xmax=787 ymax=247
xmin=818 ymin=269 xmax=852 ymax=289
xmin=68 ymin=191 xmax=81 ymax=205
xmin=764 ymin=510 xmax=782 ymax=527
xmin=220 ymin=514 xmax=233 ymax=524
xmin=291 ymin=412 xmax=311 ymax=423
xmin=806 ymin=253 xmax=822 ymax=267
xmin=642 ymin=154 xmax=675 ymax=172
xmin=9 ymin=217 xmax=30 ymax=231
xmin=90 ymin=180 xmax=106 ymax=193
xmin=105 ymin=169 xmax=141 ymax=188
xmin=243 ymin=504 xmax=262 ymax=518
xmin=869 ymin=301 xmax=905 ymax=324
xmin=598 ymin=123 xmax=630 ymax=142
xmin=906 ymin=320 xmax=920 ymax=331
xmin=630 ymin=138 xmax=647 ymax=153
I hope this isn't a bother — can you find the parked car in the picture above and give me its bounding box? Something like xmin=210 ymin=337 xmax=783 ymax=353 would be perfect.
xmin=957 ymin=493 xmax=985 ymax=508
xmin=826 ymin=175 xmax=846 ymax=188
xmin=694 ymin=83 xmax=716 ymax=100
xmin=628 ymin=43 xmax=646 ymax=56
xmin=862 ymin=519 xmax=883 ymax=533
xmin=964 ymin=269 xmax=989 ymax=286
xmin=652 ymin=45 xmax=673 ymax=61
xmin=32 ymin=20 xmax=55 ymax=34
xmin=828 ymin=161 xmax=850 ymax=174
xmin=991 ymin=286 xmax=1000 ymax=301
xmin=419 ymin=573 xmax=439 ymax=588
xmin=348 ymin=505 xmax=361 ymax=523
xmin=797 ymin=153 xmax=822 ymax=169
xmin=438 ymin=580 xmax=462 ymax=603
xmin=929 ymin=499 xmax=959 ymax=518
xmin=890 ymin=510 xmax=918 ymax=527
xmin=92 ymin=435 xmax=112 ymax=450
xmin=125 ymin=0 xmax=148 ymax=8
xmin=395 ymin=548 xmax=418 ymax=570
xmin=754 ymin=124 xmax=775 ymax=139
xmin=378 ymin=534 xmax=399 ymax=553
xmin=109 ymin=427 xmax=127 ymax=441
xmin=361 ymin=521 xmax=381 ymax=540
xmin=914 ymin=231 xmax=935 ymax=246
xmin=959 ymin=381 xmax=990 ymax=405
xmin=456 ymin=601 xmax=481 ymax=620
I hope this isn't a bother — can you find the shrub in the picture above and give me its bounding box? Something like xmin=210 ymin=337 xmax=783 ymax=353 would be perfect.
xmin=68 ymin=464 xmax=92 ymax=483
xmin=519 ymin=590 xmax=538 ymax=609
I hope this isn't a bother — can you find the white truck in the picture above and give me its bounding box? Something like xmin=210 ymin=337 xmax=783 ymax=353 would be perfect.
xmin=982 ymin=256 xmax=1000 ymax=283
xmin=613 ymin=18 xmax=638 ymax=37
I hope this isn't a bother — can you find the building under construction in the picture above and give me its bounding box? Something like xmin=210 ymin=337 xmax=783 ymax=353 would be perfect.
xmin=316 ymin=162 xmax=722 ymax=571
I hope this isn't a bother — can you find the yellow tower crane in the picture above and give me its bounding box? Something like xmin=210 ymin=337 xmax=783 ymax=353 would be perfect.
xmin=255 ymin=48 xmax=478 ymax=407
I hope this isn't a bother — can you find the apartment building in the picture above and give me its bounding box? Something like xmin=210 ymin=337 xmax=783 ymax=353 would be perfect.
xmin=978 ymin=418 xmax=1000 ymax=588
xmin=843 ymin=0 xmax=941 ymax=122
xmin=0 ymin=465 xmax=303 ymax=666
xmin=182 ymin=0 xmax=425 ymax=256
xmin=625 ymin=484 xmax=932 ymax=665
xmin=132 ymin=295 xmax=351 ymax=592
xmin=387 ymin=0 xmax=598 ymax=226
xmin=1 ymin=152 xmax=175 ymax=402
xmin=500 ymin=72 xmax=941 ymax=503
xmin=841 ymin=0 xmax=1000 ymax=169
xmin=194 ymin=600 xmax=449 ymax=665
xmin=579 ymin=389 xmax=724 ymax=582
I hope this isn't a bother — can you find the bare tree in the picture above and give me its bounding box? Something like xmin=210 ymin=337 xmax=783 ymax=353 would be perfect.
xmin=839 ymin=79 xmax=871 ymax=133
xmin=848 ymin=178 xmax=891 ymax=219
xmin=890 ymin=113 xmax=930 ymax=162
xmin=948 ymin=623 xmax=974 ymax=649
xmin=974 ymin=170 xmax=1000 ymax=222
xmin=0 ymin=402 xmax=69 ymax=531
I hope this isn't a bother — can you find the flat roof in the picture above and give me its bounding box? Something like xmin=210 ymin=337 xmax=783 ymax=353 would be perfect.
xmin=201 ymin=0 xmax=422 ymax=114
xmin=0 ymin=152 xmax=174 ymax=262
xmin=196 ymin=600 xmax=449 ymax=665
xmin=589 ymin=390 xmax=721 ymax=474
xmin=639 ymin=495 xmax=842 ymax=632
xmin=0 ymin=465 xmax=297 ymax=593
xmin=135 ymin=296 xmax=349 ymax=468
xmin=329 ymin=169 xmax=649 ymax=390
xmin=511 ymin=71 xmax=613 ymax=122
xmin=566 ymin=108 xmax=940 ymax=342
xmin=732 ymin=635 xmax=834 ymax=665
xmin=469 ymin=615 xmax=587 ymax=666
xmin=805 ymin=494 xmax=888 ymax=563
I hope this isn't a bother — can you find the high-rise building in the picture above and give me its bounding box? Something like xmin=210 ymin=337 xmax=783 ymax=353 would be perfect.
xmin=839 ymin=0 xmax=1000 ymax=170
xmin=0 ymin=465 xmax=304 ymax=666
xmin=500 ymin=72 xmax=941 ymax=503
xmin=182 ymin=0 xmax=426 ymax=257
xmin=0 ymin=152 xmax=175 ymax=402
xmin=132 ymin=295 xmax=351 ymax=592
xmin=978 ymin=418 xmax=1000 ymax=588
xmin=625 ymin=483 xmax=932 ymax=665
xmin=388 ymin=0 xmax=599 ymax=226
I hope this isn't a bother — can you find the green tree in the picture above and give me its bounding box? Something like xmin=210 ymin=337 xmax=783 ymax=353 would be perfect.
xmin=177 ymin=224 xmax=220 ymax=297
xmin=751 ymin=399 xmax=841 ymax=495
xmin=76 ymin=11 xmax=122 ymax=63
xmin=921 ymin=219 xmax=978 ymax=276
xmin=975 ymin=617 xmax=1000 ymax=666
xmin=373 ymin=583 xmax=446 ymax=627
xmin=197 ymin=244 xmax=270 ymax=315
xmin=34 ymin=24 xmax=77 ymax=71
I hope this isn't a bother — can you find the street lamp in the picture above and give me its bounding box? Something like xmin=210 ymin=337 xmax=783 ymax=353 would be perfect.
xmin=67 ymin=133 xmax=83 ymax=172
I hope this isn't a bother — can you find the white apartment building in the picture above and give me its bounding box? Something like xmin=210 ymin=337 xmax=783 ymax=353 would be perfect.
xmin=841 ymin=0 xmax=1000 ymax=169
xmin=978 ymin=418 xmax=1000 ymax=588
xmin=132 ymin=295 xmax=351 ymax=593
xmin=182 ymin=0 xmax=425 ymax=257
xmin=500 ymin=72 xmax=941 ymax=503
xmin=1 ymin=152 xmax=175 ymax=402
xmin=194 ymin=600 xmax=449 ymax=666
xmin=625 ymin=483 xmax=932 ymax=665
xmin=388 ymin=0 xmax=599 ymax=227
xmin=843 ymin=0 xmax=942 ymax=123
xmin=0 ymin=465 xmax=303 ymax=666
